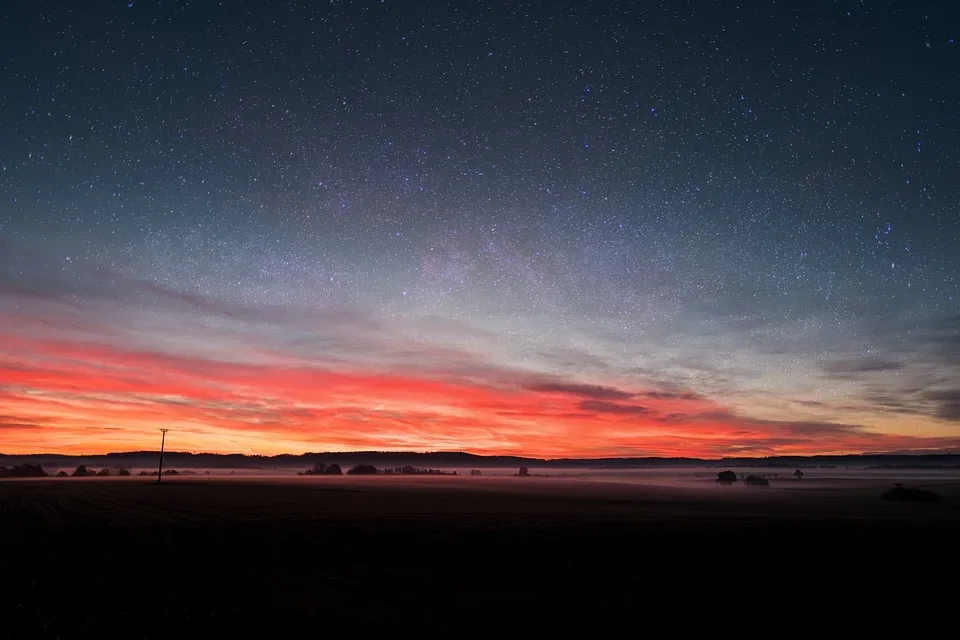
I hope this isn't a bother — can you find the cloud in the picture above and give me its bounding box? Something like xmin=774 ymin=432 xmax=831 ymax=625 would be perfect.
xmin=777 ymin=420 xmax=863 ymax=437
xmin=929 ymin=317 xmax=960 ymax=366
xmin=533 ymin=347 xmax=612 ymax=374
xmin=927 ymin=390 xmax=960 ymax=422
xmin=821 ymin=357 xmax=905 ymax=377
xmin=527 ymin=382 xmax=633 ymax=400
xmin=0 ymin=419 xmax=43 ymax=430
xmin=410 ymin=314 xmax=498 ymax=340
xmin=693 ymin=410 xmax=864 ymax=437
xmin=865 ymin=393 xmax=927 ymax=416
xmin=578 ymin=400 xmax=649 ymax=415
xmin=0 ymin=262 xmax=385 ymax=334
xmin=637 ymin=389 xmax=703 ymax=401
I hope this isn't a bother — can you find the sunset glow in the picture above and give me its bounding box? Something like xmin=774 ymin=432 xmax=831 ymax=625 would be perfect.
xmin=2 ymin=285 xmax=958 ymax=457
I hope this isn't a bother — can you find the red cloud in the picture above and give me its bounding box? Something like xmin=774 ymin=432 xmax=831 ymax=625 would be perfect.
xmin=2 ymin=331 xmax=960 ymax=457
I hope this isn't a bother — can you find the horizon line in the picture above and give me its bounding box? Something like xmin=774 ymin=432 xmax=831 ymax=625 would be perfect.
xmin=3 ymin=449 xmax=960 ymax=461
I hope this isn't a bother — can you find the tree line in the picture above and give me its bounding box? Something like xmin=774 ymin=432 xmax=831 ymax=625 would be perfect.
xmin=298 ymin=462 xmax=457 ymax=476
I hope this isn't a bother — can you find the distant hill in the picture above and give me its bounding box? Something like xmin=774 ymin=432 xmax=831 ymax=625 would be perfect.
xmin=2 ymin=450 xmax=959 ymax=470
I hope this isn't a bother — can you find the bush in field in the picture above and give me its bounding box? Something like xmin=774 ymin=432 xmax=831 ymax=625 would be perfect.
xmin=346 ymin=464 xmax=378 ymax=475
xmin=117 ymin=468 xmax=131 ymax=477
xmin=97 ymin=468 xmax=111 ymax=477
xmin=72 ymin=465 xmax=93 ymax=477
xmin=300 ymin=463 xmax=326 ymax=476
xmin=298 ymin=463 xmax=342 ymax=475
xmin=716 ymin=470 xmax=737 ymax=484
xmin=744 ymin=475 xmax=769 ymax=487
xmin=881 ymin=484 xmax=941 ymax=503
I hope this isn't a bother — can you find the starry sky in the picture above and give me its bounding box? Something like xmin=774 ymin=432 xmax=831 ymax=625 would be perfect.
xmin=1 ymin=0 xmax=959 ymax=458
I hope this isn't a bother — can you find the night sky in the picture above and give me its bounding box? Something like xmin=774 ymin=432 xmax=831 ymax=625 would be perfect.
xmin=1 ymin=1 xmax=959 ymax=457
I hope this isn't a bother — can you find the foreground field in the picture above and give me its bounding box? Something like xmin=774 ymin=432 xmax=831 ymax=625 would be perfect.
xmin=2 ymin=476 xmax=959 ymax=636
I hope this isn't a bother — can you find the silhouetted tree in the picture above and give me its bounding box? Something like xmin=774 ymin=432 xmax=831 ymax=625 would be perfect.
xmin=0 ymin=464 xmax=47 ymax=478
xmin=518 ymin=466 xmax=530 ymax=477
xmin=97 ymin=468 xmax=111 ymax=477
xmin=72 ymin=465 xmax=90 ymax=477
xmin=744 ymin=475 xmax=769 ymax=486
xmin=716 ymin=470 xmax=737 ymax=484
xmin=301 ymin=463 xmax=327 ymax=475
xmin=56 ymin=470 xmax=68 ymax=477
xmin=325 ymin=464 xmax=343 ymax=475
xmin=116 ymin=468 xmax=131 ymax=477
xmin=346 ymin=464 xmax=378 ymax=475
xmin=794 ymin=469 xmax=804 ymax=480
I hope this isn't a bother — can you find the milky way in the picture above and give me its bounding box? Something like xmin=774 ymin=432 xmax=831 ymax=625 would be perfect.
xmin=1 ymin=1 xmax=958 ymax=457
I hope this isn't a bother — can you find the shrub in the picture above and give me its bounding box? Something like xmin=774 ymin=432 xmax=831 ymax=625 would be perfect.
xmin=881 ymin=484 xmax=941 ymax=503
xmin=301 ymin=463 xmax=327 ymax=476
xmin=716 ymin=470 xmax=737 ymax=484
xmin=346 ymin=464 xmax=378 ymax=475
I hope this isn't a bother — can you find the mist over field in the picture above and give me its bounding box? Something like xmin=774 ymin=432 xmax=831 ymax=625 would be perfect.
xmin=20 ymin=464 xmax=960 ymax=502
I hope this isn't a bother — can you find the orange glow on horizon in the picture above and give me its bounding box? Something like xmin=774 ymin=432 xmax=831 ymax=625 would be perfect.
xmin=2 ymin=328 xmax=959 ymax=459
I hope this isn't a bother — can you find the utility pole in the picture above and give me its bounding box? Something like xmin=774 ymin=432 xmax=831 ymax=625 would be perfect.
xmin=157 ymin=428 xmax=169 ymax=485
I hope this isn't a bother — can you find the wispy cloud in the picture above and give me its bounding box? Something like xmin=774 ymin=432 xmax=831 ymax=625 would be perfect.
xmin=822 ymin=357 xmax=905 ymax=376
xmin=578 ymin=400 xmax=649 ymax=415
xmin=927 ymin=389 xmax=960 ymax=422
xmin=527 ymin=382 xmax=634 ymax=400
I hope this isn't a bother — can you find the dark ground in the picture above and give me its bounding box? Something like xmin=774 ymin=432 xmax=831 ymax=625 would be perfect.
xmin=2 ymin=476 xmax=958 ymax=636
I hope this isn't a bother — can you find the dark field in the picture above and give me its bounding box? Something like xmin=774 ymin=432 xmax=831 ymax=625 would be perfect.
xmin=3 ymin=476 xmax=959 ymax=636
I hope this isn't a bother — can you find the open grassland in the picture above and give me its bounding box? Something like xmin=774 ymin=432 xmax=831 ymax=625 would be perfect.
xmin=3 ymin=476 xmax=959 ymax=636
